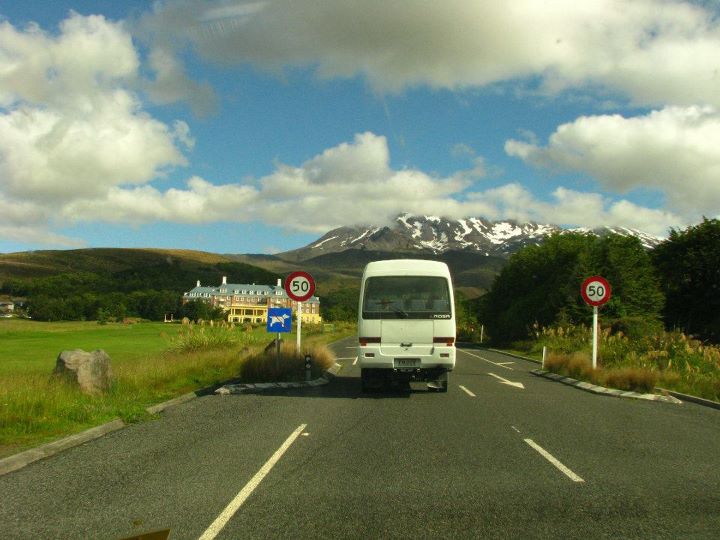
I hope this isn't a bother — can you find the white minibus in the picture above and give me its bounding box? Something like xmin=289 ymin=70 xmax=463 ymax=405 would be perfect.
xmin=357 ymin=259 xmax=456 ymax=392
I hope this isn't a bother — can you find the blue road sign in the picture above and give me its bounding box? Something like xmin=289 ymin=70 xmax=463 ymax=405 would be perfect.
xmin=267 ymin=308 xmax=292 ymax=333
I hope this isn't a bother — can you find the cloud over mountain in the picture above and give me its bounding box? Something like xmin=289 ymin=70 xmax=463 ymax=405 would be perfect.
xmin=2 ymin=3 xmax=718 ymax=249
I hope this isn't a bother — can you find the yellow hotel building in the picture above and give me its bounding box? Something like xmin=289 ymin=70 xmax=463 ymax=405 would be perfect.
xmin=182 ymin=277 xmax=321 ymax=324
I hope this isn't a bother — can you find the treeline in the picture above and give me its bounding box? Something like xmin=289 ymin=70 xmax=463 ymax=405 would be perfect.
xmin=1 ymin=260 xmax=275 ymax=322
xmin=481 ymin=218 xmax=720 ymax=343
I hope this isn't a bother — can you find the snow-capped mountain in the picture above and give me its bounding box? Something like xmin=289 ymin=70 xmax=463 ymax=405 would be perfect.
xmin=280 ymin=214 xmax=663 ymax=261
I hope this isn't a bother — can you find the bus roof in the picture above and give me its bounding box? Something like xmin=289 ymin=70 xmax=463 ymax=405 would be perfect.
xmin=362 ymin=259 xmax=452 ymax=278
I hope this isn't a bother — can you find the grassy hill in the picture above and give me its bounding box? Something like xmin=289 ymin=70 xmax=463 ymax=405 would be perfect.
xmin=0 ymin=248 xmax=278 ymax=289
xmin=0 ymin=246 xmax=503 ymax=323
xmin=0 ymin=249 xmax=282 ymax=322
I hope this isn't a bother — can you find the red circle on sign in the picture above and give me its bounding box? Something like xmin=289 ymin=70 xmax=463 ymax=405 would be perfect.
xmin=581 ymin=275 xmax=612 ymax=306
xmin=285 ymin=271 xmax=316 ymax=302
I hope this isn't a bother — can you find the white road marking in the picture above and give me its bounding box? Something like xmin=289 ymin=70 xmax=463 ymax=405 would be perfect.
xmin=511 ymin=426 xmax=521 ymax=434
xmin=353 ymin=356 xmax=358 ymax=366
xmin=198 ymin=424 xmax=308 ymax=540
xmin=524 ymin=439 xmax=585 ymax=483
xmin=459 ymin=385 xmax=476 ymax=397
xmin=496 ymin=362 xmax=515 ymax=366
xmin=488 ymin=372 xmax=525 ymax=389
xmin=461 ymin=350 xmax=514 ymax=370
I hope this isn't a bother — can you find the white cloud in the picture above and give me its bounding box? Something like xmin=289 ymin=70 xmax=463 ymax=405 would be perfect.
xmin=467 ymin=184 xmax=680 ymax=236
xmin=0 ymin=13 xmax=193 ymax=246
xmin=144 ymin=0 xmax=720 ymax=106
xmin=0 ymin=14 xmax=138 ymax=107
xmin=505 ymin=106 xmax=720 ymax=220
xmin=61 ymin=133 xmax=469 ymax=232
xmin=144 ymin=47 xmax=217 ymax=115
xmin=60 ymin=132 xmax=682 ymax=236
xmin=0 ymin=10 xmax=693 ymax=246
xmin=0 ymin=96 xmax=189 ymax=203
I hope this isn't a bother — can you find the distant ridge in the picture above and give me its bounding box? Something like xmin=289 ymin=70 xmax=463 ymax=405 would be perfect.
xmin=278 ymin=214 xmax=663 ymax=261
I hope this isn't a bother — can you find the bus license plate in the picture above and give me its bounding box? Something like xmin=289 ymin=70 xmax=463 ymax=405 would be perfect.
xmin=395 ymin=358 xmax=420 ymax=368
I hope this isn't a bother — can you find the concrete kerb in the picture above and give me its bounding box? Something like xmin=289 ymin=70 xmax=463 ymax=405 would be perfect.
xmin=0 ymin=362 xmax=344 ymax=477
xmin=657 ymin=387 xmax=720 ymax=410
xmin=531 ymin=369 xmax=683 ymax=404
xmin=215 ymin=362 xmax=343 ymax=395
xmin=0 ymin=419 xmax=126 ymax=477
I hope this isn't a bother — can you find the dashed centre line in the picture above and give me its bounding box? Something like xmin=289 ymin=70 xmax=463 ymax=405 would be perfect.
xmin=523 ymin=439 xmax=585 ymax=483
xmin=458 ymin=385 xmax=476 ymax=397
xmin=198 ymin=424 xmax=308 ymax=540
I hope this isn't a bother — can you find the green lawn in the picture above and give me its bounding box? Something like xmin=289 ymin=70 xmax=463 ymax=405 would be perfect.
xmin=0 ymin=320 xmax=181 ymax=376
xmin=0 ymin=319 xmax=356 ymax=459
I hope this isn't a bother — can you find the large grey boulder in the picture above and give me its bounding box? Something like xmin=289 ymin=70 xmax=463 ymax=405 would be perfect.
xmin=53 ymin=349 xmax=114 ymax=395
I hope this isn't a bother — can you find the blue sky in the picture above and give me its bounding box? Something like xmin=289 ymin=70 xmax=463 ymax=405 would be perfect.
xmin=1 ymin=0 xmax=719 ymax=254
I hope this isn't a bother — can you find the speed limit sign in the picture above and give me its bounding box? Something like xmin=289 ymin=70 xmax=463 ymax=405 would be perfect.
xmin=581 ymin=275 xmax=612 ymax=307
xmin=285 ymin=271 xmax=316 ymax=302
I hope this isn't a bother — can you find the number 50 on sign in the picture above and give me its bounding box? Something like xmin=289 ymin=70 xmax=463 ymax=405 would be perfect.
xmin=581 ymin=276 xmax=611 ymax=307
xmin=284 ymin=271 xmax=316 ymax=303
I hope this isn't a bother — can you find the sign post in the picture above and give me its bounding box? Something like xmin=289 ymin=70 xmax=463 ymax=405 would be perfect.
xmin=580 ymin=276 xmax=612 ymax=369
xmin=267 ymin=307 xmax=292 ymax=370
xmin=284 ymin=271 xmax=316 ymax=353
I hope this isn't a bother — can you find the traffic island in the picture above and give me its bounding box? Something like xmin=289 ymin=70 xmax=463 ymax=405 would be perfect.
xmin=530 ymin=369 xmax=683 ymax=404
xmin=215 ymin=362 xmax=342 ymax=395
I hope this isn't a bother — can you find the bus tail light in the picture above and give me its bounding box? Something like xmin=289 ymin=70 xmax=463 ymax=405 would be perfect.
xmin=359 ymin=337 xmax=381 ymax=346
xmin=434 ymin=337 xmax=455 ymax=346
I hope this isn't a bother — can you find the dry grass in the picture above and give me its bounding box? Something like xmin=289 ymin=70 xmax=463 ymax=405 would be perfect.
xmin=0 ymin=322 xmax=354 ymax=458
xmin=240 ymin=341 xmax=335 ymax=382
xmin=544 ymin=351 xmax=657 ymax=394
xmin=545 ymin=351 xmax=599 ymax=382
xmin=603 ymin=368 xmax=658 ymax=394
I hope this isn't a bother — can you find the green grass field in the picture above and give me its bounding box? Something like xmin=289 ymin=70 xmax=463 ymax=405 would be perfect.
xmin=0 ymin=319 xmax=356 ymax=460
xmin=0 ymin=320 xmax=182 ymax=376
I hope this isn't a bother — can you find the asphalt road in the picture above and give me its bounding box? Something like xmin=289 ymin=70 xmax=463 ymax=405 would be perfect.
xmin=1 ymin=337 xmax=719 ymax=539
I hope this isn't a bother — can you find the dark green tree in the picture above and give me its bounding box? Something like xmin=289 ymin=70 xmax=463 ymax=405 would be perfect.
xmin=653 ymin=218 xmax=720 ymax=341
xmin=322 ymin=288 xmax=360 ymax=322
xmin=482 ymin=233 xmax=594 ymax=342
xmin=179 ymin=300 xmax=224 ymax=322
xmin=481 ymin=232 xmax=664 ymax=343
xmin=574 ymin=234 xmax=665 ymax=338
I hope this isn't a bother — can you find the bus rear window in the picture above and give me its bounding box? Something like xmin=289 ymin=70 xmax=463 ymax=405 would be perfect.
xmin=362 ymin=276 xmax=451 ymax=320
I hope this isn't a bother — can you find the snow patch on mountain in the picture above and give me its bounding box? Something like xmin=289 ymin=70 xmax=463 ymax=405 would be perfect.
xmin=281 ymin=215 xmax=663 ymax=261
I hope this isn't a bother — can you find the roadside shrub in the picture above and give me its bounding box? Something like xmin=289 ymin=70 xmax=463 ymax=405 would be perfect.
xmin=169 ymin=325 xmax=239 ymax=352
xmin=240 ymin=342 xmax=335 ymax=382
xmin=524 ymin=322 xmax=720 ymax=400
xmin=609 ymin=316 xmax=664 ymax=341
xmin=603 ymin=368 xmax=657 ymax=394
xmin=544 ymin=352 xmax=602 ymax=385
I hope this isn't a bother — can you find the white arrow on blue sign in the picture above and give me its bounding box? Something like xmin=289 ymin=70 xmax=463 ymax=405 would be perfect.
xmin=266 ymin=308 xmax=292 ymax=333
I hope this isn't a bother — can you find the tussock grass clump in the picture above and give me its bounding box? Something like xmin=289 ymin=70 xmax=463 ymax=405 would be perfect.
xmin=544 ymin=351 xmax=656 ymax=393
xmin=603 ymin=368 xmax=657 ymax=394
xmin=241 ymin=341 xmax=335 ymax=382
xmin=544 ymin=352 xmax=603 ymax=386
xmin=169 ymin=325 xmax=238 ymax=352
xmin=168 ymin=323 xmax=266 ymax=352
